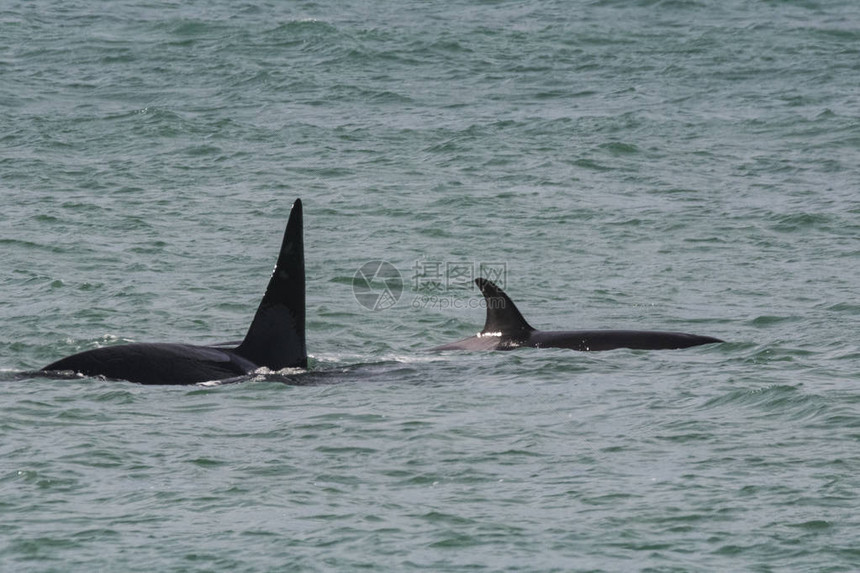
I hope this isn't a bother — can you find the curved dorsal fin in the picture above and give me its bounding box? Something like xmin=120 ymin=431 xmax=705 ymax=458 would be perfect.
xmin=235 ymin=199 xmax=307 ymax=369
xmin=475 ymin=278 xmax=534 ymax=337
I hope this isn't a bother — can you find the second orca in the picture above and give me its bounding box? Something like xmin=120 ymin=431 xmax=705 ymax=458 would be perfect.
xmin=433 ymin=278 xmax=723 ymax=352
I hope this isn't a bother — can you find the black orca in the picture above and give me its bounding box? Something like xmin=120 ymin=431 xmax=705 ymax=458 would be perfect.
xmin=40 ymin=199 xmax=307 ymax=385
xmin=433 ymin=278 xmax=723 ymax=352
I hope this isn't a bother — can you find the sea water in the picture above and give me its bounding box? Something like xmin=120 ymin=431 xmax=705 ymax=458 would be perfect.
xmin=2 ymin=1 xmax=859 ymax=570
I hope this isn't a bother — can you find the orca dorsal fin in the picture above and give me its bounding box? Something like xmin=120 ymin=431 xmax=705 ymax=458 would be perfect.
xmin=475 ymin=278 xmax=535 ymax=338
xmin=235 ymin=199 xmax=307 ymax=369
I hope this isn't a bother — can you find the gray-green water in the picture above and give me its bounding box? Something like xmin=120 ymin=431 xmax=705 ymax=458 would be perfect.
xmin=3 ymin=1 xmax=860 ymax=570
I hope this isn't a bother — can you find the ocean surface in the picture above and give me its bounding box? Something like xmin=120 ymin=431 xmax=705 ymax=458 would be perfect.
xmin=2 ymin=0 xmax=860 ymax=570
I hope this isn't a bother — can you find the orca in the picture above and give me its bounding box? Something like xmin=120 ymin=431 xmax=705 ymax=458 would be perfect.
xmin=433 ymin=278 xmax=723 ymax=352
xmin=40 ymin=199 xmax=307 ymax=385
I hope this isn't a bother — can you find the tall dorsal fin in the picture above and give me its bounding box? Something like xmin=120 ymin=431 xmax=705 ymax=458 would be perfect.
xmin=235 ymin=199 xmax=307 ymax=369
xmin=475 ymin=278 xmax=535 ymax=338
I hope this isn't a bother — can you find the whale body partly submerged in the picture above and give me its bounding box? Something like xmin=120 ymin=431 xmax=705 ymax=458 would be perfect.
xmin=41 ymin=199 xmax=307 ymax=385
xmin=433 ymin=278 xmax=723 ymax=352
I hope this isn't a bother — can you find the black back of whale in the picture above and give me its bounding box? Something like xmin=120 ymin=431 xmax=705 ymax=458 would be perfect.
xmin=432 ymin=278 xmax=723 ymax=351
xmin=41 ymin=199 xmax=307 ymax=385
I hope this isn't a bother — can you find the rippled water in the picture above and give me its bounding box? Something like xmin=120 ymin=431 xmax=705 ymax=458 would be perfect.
xmin=2 ymin=1 xmax=860 ymax=570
